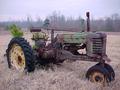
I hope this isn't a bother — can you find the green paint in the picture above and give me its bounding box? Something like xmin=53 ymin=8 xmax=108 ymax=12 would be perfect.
xmin=61 ymin=32 xmax=88 ymax=44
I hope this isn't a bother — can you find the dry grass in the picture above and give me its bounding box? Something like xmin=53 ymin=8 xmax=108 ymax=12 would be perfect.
xmin=0 ymin=31 xmax=120 ymax=90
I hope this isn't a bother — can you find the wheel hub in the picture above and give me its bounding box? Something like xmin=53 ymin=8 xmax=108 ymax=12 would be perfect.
xmin=91 ymin=72 xmax=105 ymax=83
xmin=9 ymin=44 xmax=25 ymax=71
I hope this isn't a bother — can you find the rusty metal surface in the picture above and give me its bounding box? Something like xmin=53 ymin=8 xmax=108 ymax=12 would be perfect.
xmin=55 ymin=49 xmax=106 ymax=63
xmin=30 ymin=28 xmax=42 ymax=32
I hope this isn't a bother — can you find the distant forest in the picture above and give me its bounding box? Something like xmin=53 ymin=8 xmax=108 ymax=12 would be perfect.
xmin=0 ymin=12 xmax=120 ymax=32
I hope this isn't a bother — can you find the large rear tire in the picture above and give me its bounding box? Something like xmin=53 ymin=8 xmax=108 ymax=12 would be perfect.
xmin=6 ymin=37 xmax=35 ymax=72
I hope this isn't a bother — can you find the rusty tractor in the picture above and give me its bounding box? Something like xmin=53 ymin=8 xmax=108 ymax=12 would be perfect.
xmin=6 ymin=12 xmax=115 ymax=84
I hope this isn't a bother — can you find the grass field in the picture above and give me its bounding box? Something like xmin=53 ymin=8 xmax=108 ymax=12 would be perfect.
xmin=0 ymin=31 xmax=120 ymax=90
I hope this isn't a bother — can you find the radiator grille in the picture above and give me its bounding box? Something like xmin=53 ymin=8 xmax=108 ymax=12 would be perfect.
xmin=92 ymin=38 xmax=103 ymax=55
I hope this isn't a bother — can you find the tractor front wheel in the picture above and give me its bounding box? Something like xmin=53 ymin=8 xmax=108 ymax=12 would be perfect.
xmin=86 ymin=64 xmax=110 ymax=84
xmin=96 ymin=63 xmax=115 ymax=82
xmin=6 ymin=37 xmax=35 ymax=72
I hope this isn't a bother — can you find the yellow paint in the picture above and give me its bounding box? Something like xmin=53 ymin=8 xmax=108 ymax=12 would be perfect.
xmin=9 ymin=44 xmax=25 ymax=71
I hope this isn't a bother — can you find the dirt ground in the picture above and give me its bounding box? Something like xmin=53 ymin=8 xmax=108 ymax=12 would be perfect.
xmin=0 ymin=31 xmax=120 ymax=90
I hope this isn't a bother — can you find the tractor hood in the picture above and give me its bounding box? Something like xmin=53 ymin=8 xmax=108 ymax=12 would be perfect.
xmin=56 ymin=32 xmax=106 ymax=44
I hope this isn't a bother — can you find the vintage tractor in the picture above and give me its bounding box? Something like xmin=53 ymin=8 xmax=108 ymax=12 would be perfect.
xmin=6 ymin=12 xmax=115 ymax=84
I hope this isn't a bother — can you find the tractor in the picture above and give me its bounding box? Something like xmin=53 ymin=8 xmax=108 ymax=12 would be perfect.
xmin=6 ymin=12 xmax=115 ymax=84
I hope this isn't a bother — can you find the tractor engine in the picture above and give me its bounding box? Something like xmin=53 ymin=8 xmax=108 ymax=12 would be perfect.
xmin=55 ymin=32 xmax=107 ymax=58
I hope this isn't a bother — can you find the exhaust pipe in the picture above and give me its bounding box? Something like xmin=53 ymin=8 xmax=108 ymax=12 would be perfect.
xmin=86 ymin=12 xmax=90 ymax=32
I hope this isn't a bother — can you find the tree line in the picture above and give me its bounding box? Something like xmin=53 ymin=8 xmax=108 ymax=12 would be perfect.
xmin=0 ymin=12 xmax=120 ymax=32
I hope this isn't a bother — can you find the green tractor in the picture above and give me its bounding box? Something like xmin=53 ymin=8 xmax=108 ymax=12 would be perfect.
xmin=6 ymin=12 xmax=115 ymax=84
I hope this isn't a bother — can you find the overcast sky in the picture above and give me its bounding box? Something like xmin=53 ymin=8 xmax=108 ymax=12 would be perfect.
xmin=0 ymin=0 xmax=120 ymax=21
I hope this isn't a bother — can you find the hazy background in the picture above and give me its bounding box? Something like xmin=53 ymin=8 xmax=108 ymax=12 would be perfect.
xmin=0 ymin=1 xmax=120 ymax=90
xmin=0 ymin=0 xmax=120 ymax=21
xmin=0 ymin=0 xmax=120 ymax=32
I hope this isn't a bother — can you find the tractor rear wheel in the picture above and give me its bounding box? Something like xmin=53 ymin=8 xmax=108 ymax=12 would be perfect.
xmin=6 ymin=37 xmax=35 ymax=72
